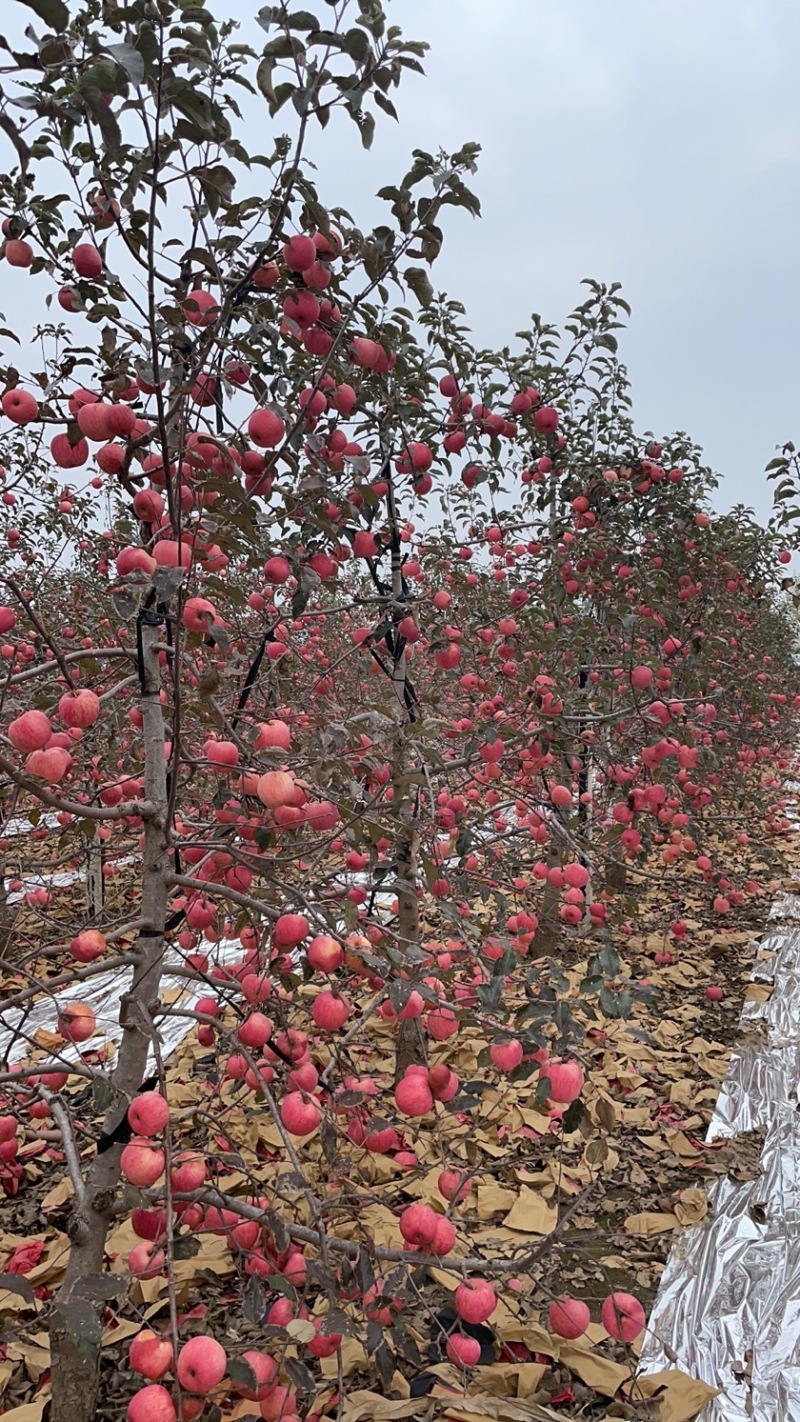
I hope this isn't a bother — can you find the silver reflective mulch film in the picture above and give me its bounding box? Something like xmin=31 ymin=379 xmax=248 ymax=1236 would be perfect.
xmin=639 ymin=893 xmax=800 ymax=1419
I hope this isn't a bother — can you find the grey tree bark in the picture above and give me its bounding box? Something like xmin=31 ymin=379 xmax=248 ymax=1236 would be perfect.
xmin=49 ymin=611 xmax=170 ymax=1422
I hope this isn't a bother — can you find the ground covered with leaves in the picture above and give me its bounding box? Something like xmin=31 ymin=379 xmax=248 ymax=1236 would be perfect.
xmin=1 ymin=812 xmax=797 ymax=1422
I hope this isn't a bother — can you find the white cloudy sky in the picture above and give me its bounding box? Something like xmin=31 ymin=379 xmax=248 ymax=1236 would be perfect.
xmin=285 ymin=0 xmax=800 ymax=523
xmin=4 ymin=0 xmax=798 ymax=525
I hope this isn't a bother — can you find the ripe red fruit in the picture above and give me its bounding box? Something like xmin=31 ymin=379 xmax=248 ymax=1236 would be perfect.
xmin=548 ymin=1296 xmax=590 ymax=1339
xmin=69 ymin=929 xmax=106 ymax=963
xmin=273 ymin=913 xmax=309 ymax=948
xmin=128 ymin=1090 xmax=170 ymax=1137
xmin=9 ymin=709 xmax=52 ymax=752
xmin=59 ymin=689 xmax=100 ymax=728
xmin=5 ymin=239 xmax=33 ymax=267
xmin=57 ymin=1001 xmax=96 ymax=1043
xmin=128 ymin=1240 xmax=165 ymax=1277
xmin=280 ymin=1091 xmax=322 ymax=1135
xmin=438 ymin=1170 xmax=472 ymax=1203
xmin=117 ymin=546 xmax=157 ymax=576
xmin=455 ymin=1278 xmax=497 ymax=1325
xmin=533 ymin=405 xmax=559 ymax=435
xmin=431 ymin=1216 xmax=457 ymax=1256
xmin=127 ymin=1384 xmax=176 ymax=1422
xmin=2 ymin=389 xmax=39 ymax=424
xmin=230 ymin=1350 xmax=278 ymax=1400
xmin=248 ymin=408 xmax=285 ymax=448
xmin=260 ymin=1384 xmax=297 ymax=1421
xmin=396 ymin=441 xmax=432 ymax=473
xmin=51 ymin=433 xmax=89 ymax=468
xmin=395 ymin=1070 xmax=434 ymax=1117
xmin=26 ymin=746 xmax=71 ymax=783
xmin=176 ymin=1334 xmax=227 ymax=1392
xmin=121 ymin=1140 xmax=166 ymax=1187
xmin=72 ymin=243 xmax=103 ymax=278
xmin=544 ymin=1058 xmax=584 ymax=1103
xmin=308 ymin=1317 xmax=343 ymax=1358
xmin=257 ymin=770 xmax=296 ymax=808
xmin=351 ymin=336 xmax=383 ymax=369
xmin=353 ymin=530 xmax=378 ymax=558
xmin=705 ymin=985 xmax=724 ymax=1001
xmin=283 ymin=234 xmax=317 ymax=272
xmin=307 ymin=935 xmax=343 ymax=972
xmin=446 ymin=1334 xmax=481 ymax=1367
xmin=58 ymin=285 xmax=82 ymax=312
xmin=311 ymin=990 xmax=350 ymax=1030
xmin=182 ymin=597 xmax=216 ymax=633
xmin=263 ymin=555 xmax=291 ymax=583
xmin=131 ymin=1208 xmax=167 ymax=1241
xmin=489 ymin=1039 xmax=523 ymax=1072
xmin=238 ymin=1012 xmax=272 ymax=1049
xmin=428 ymin=1062 xmax=458 ymax=1099
xmin=183 ymin=289 xmax=219 ymax=326
xmin=600 ymin=1291 xmax=646 ymax=1343
xmin=204 ymin=738 xmax=239 ymax=768
xmin=170 ymin=1152 xmax=207 ymax=1192
xmin=255 ymin=718 xmax=291 ymax=751
xmin=399 ymin=1202 xmax=439 ymax=1248
xmin=129 ymin=1329 xmax=173 ymax=1381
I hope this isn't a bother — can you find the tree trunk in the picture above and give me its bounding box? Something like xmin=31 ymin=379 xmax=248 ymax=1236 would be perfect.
xmin=604 ymin=858 xmax=628 ymax=894
xmin=392 ymin=815 xmax=426 ymax=1083
xmin=531 ymin=847 xmax=562 ymax=957
xmin=49 ymin=612 xmax=170 ymax=1422
xmin=0 ymin=857 xmax=15 ymax=969
xmin=385 ymin=458 xmax=427 ymax=1084
xmin=86 ymin=839 xmax=104 ymax=921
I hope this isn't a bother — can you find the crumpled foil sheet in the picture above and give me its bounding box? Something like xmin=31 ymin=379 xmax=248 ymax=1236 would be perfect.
xmin=0 ymin=934 xmax=246 ymax=1074
xmin=0 ymin=860 xmax=370 ymax=1074
xmin=639 ymin=893 xmax=800 ymax=1419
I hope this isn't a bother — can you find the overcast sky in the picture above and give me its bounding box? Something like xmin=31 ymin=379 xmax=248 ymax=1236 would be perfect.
xmin=285 ymin=0 xmax=800 ymax=524
xmin=4 ymin=1 xmax=798 ymax=525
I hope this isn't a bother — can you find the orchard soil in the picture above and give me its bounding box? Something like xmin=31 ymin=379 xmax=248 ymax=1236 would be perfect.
xmin=0 ymin=810 xmax=797 ymax=1421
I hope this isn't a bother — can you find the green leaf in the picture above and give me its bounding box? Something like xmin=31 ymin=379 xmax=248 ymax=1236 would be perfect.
xmin=262 ymin=32 xmax=302 ymax=58
xmin=16 ymin=0 xmax=69 ymax=31
xmin=535 ymin=1074 xmax=552 ymax=1107
xmin=598 ymin=985 xmax=621 ymax=1018
xmin=477 ymin=977 xmax=504 ymax=1012
xmin=404 ymin=265 xmax=433 ymax=308
xmin=256 ymin=55 xmax=275 ymax=102
xmin=193 ymin=163 xmax=235 ymax=216
xmin=342 ymin=26 xmax=370 ymax=62
xmin=171 ymin=1234 xmax=200 ymax=1260
xmin=106 ymin=42 xmax=145 ymax=86
xmin=168 ymin=79 xmax=231 ymax=141
xmin=562 ymin=1099 xmax=584 ymax=1133
xmin=0 ymin=112 xmax=30 ymax=173
xmin=597 ymin=944 xmax=620 ymax=977
xmin=228 ymin=1358 xmax=260 ymax=1394
xmin=271 ymin=82 xmax=295 ymax=114
xmin=286 ymin=9 xmax=320 ymax=28
xmin=373 ymin=89 xmax=398 ymax=120
xmin=356 ymin=110 xmax=375 ymax=149
xmin=81 ymin=85 xmax=122 ymax=152
xmin=291 ymin=582 xmax=310 ymax=617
